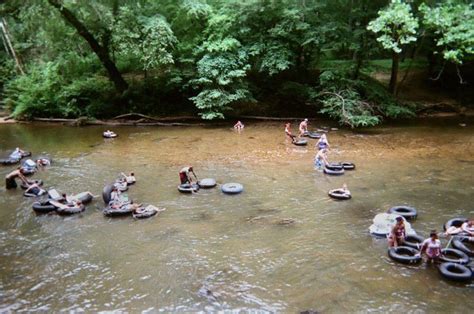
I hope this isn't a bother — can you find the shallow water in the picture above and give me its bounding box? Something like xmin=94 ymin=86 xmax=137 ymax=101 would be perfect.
xmin=0 ymin=119 xmax=473 ymax=312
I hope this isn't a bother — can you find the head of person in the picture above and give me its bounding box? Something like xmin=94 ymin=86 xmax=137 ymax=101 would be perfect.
xmin=430 ymin=230 xmax=438 ymax=240
xmin=130 ymin=172 xmax=134 ymax=176
xmin=396 ymin=216 xmax=404 ymax=225
xmin=285 ymin=123 xmax=290 ymax=127
xmin=18 ymin=167 xmax=25 ymax=174
xmin=189 ymin=166 xmax=193 ymax=172
xmin=304 ymin=118 xmax=308 ymax=122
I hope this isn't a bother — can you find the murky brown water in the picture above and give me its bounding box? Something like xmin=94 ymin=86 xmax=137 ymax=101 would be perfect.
xmin=1 ymin=119 xmax=473 ymax=312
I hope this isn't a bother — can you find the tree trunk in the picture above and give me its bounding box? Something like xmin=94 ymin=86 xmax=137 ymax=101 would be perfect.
xmin=389 ymin=51 xmax=399 ymax=95
xmin=47 ymin=0 xmax=128 ymax=94
xmin=0 ymin=18 xmax=25 ymax=74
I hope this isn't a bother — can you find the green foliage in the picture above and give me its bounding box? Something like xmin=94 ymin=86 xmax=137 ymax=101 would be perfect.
xmin=313 ymin=69 xmax=415 ymax=127
xmin=113 ymin=5 xmax=177 ymax=71
xmin=367 ymin=0 xmax=418 ymax=54
xmin=5 ymin=62 xmax=114 ymax=119
xmin=420 ymin=2 xmax=474 ymax=64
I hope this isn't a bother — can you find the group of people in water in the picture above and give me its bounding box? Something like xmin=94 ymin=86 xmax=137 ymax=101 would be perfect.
xmin=389 ymin=216 xmax=474 ymax=263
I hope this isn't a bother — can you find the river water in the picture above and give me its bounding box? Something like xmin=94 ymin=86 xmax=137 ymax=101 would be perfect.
xmin=0 ymin=119 xmax=473 ymax=312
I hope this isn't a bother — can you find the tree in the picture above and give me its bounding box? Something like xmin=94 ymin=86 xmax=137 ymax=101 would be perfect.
xmin=367 ymin=0 xmax=418 ymax=94
xmin=420 ymin=1 xmax=474 ymax=83
xmin=47 ymin=0 xmax=128 ymax=94
xmin=113 ymin=5 xmax=177 ymax=77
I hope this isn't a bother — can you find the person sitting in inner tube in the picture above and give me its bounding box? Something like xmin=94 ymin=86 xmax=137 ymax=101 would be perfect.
xmin=5 ymin=167 xmax=30 ymax=189
xmin=420 ymin=230 xmax=442 ymax=263
xmin=388 ymin=217 xmax=406 ymax=247
xmin=316 ymin=134 xmax=330 ymax=150
xmin=444 ymin=219 xmax=474 ymax=236
xmin=110 ymin=186 xmax=122 ymax=202
xmin=330 ymin=183 xmax=351 ymax=196
xmin=9 ymin=147 xmax=25 ymax=160
xmin=50 ymin=199 xmax=83 ymax=210
xmin=25 ymin=182 xmax=46 ymax=196
xmin=285 ymin=123 xmax=297 ymax=143
xmin=120 ymin=172 xmax=136 ymax=184
xmin=299 ymin=118 xmax=308 ymax=137
xmin=314 ymin=148 xmax=329 ymax=171
xmin=36 ymin=158 xmax=51 ymax=170
xmin=234 ymin=121 xmax=244 ymax=131
xmin=179 ymin=166 xmax=197 ymax=184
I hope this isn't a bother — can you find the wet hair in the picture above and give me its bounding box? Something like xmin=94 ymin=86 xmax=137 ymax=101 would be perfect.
xmin=396 ymin=217 xmax=404 ymax=222
xmin=430 ymin=230 xmax=438 ymax=238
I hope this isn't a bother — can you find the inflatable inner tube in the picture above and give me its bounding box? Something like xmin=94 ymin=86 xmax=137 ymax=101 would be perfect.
xmin=388 ymin=206 xmax=418 ymax=220
xmin=341 ymin=162 xmax=355 ymax=170
xmin=444 ymin=217 xmax=468 ymax=231
xmin=198 ymin=178 xmax=217 ymax=189
xmin=325 ymin=163 xmax=343 ymax=170
xmin=403 ymin=234 xmax=424 ymax=250
xmin=103 ymin=204 xmax=134 ymax=217
xmin=21 ymin=151 xmax=32 ymax=158
xmin=48 ymin=188 xmax=64 ymax=201
xmin=102 ymin=184 xmax=114 ymax=204
xmin=20 ymin=180 xmax=43 ymax=190
xmin=103 ymin=132 xmax=118 ymax=138
xmin=72 ymin=192 xmax=93 ymax=204
xmin=32 ymin=201 xmax=56 ymax=213
xmin=439 ymin=248 xmax=470 ymax=265
xmin=23 ymin=187 xmax=46 ymax=198
xmin=323 ymin=167 xmax=344 ymax=176
xmin=304 ymin=131 xmax=321 ymax=139
xmin=133 ymin=206 xmax=158 ymax=219
xmin=388 ymin=246 xmax=421 ymax=264
xmin=222 ymin=183 xmax=243 ymax=194
xmin=0 ymin=158 xmax=19 ymax=165
xmin=438 ymin=262 xmax=473 ymax=282
xmin=178 ymin=183 xmax=200 ymax=193
xmin=56 ymin=204 xmax=86 ymax=215
xmin=293 ymin=139 xmax=308 ymax=146
xmin=452 ymin=236 xmax=474 ymax=257
xmin=328 ymin=189 xmax=351 ymax=200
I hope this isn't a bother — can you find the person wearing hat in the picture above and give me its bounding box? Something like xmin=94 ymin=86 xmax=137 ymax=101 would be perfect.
xmin=420 ymin=230 xmax=442 ymax=263
xmin=388 ymin=216 xmax=406 ymax=247
xmin=299 ymin=118 xmax=308 ymax=137
xmin=179 ymin=166 xmax=197 ymax=185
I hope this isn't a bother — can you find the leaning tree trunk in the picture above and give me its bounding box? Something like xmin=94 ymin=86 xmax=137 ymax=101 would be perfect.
xmin=47 ymin=0 xmax=128 ymax=94
xmin=389 ymin=51 xmax=399 ymax=95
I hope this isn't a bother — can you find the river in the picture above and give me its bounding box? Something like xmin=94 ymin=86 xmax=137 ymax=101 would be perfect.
xmin=0 ymin=119 xmax=473 ymax=312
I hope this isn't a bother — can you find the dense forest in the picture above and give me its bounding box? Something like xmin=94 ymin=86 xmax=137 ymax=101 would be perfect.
xmin=0 ymin=0 xmax=473 ymax=127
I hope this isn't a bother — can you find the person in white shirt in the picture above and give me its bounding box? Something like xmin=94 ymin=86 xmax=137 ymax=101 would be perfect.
xmin=420 ymin=230 xmax=442 ymax=263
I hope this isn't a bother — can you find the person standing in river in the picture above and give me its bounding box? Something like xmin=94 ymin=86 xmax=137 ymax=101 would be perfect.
xmin=314 ymin=148 xmax=329 ymax=171
xmin=420 ymin=230 xmax=442 ymax=264
xmin=5 ymin=167 xmax=30 ymax=189
xmin=285 ymin=123 xmax=296 ymax=142
xmin=299 ymin=118 xmax=308 ymax=137
xmin=316 ymin=133 xmax=330 ymax=150
xmin=179 ymin=166 xmax=197 ymax=184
